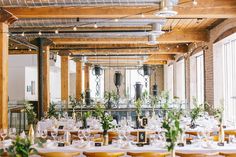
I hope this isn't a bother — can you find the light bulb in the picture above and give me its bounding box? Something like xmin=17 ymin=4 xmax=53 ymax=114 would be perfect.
xmin=141 ymin=13 xmax=145 ymax=18
xmin=193 ymin=0 xmax=197 ymax=5
xmin=73 ymin=26 xmax=77 ymax=31
xmin=55 ymin=30 xmax=59 ymax=34
xmin=38 ymin=31 xmax=42 ymax=36
xmin=114 ymin=18 xmax=119 ymax=22
xmin=21 ymin=32 xmax=25 ymax=36
xmin=94 ymin=23 xmax=98 ymax=28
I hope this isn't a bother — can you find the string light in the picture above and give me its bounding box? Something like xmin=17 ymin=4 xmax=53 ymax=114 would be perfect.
xmin=29 ymin=48 xmax=32 ymax=52
xmin=21 ymin=32 xmax=25 ymax=37
xmin=38 ymin=31 xmax=42 ymax=36
xmin=94 ymin=23 xmax=98 ymax=28
xmin=114 ymin=18 xmax=119 ymax=22
xmin=15 ymin=46 xmax=18 ymax=50
xmin=55 ymin=29 xmax=59 ymax=34
xmin=73 ymin=26 xmax=77 ymax=31
xmin=141 ymin=13 xmax=145 ymax=18
xmin=193 ymin=0 xmax=197 ymax=6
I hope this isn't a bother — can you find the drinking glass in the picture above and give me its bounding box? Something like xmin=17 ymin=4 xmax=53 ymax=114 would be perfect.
xmin=51 ymin=129 xmax=58 ymax=141
xmin=0 ymin=129 xmax=8 ymax=141
xmin=83 ymin=129 xmax=91 ymax=141
xmin=197 ymin=130 xmax=205 ymax=142
xmin=78 ymin=131 xmax=84 ymax=142
xmin=41 ymin=130 xmax=48 ymax=139
xmin=8 ymin=128 xmax=16 ymax=139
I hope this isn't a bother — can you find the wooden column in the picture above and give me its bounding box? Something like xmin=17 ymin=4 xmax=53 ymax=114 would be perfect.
xmin=84 ymin=64 xmax=90 ymax=90
xmin=61 ymin=56 xmax=69 ymax=102
xmin=0 ymin=9 xmax=17 ymax=129
xmin=43 ymin=46 xmax=50 ymax=112
xmin=76 ymin=61 xmax=82 ymax=100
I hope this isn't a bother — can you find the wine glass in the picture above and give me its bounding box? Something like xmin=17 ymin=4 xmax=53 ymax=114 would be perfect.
xmin=78 ymin=131 xmax=84 ymax=142
xmin=41 ymin=130 xmax=48 ymax=139
xmin=83 ymin=129 xmax=91 ymax=141
xmin=51 ymin=129 xmax=58 ymax=141
xmin=8 ymin=128 xmax=16 ymax=139
xmin=0 ymin=129 xmax=8 ymax=141
xmin=197 ymin=130 xmax=205 ymax=142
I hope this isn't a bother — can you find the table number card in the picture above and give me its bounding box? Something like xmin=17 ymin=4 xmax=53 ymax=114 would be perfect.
xmin=58 ymin=125 xmax=64 ymax=130
xmin=137 ymin=131 xmax=147 ymax=144
xmin=142 ymin=117 xmax=148 ymax=127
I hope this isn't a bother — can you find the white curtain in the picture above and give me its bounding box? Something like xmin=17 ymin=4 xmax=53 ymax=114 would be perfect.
xmin=175 ymin=59 xmax=186 ymax=101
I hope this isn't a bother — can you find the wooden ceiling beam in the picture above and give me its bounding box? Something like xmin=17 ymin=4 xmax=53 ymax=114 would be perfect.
xmin=52 ymin=30 xmax=208 ymax=44
xmin=5 ymin=0 xmax=236 ymax=18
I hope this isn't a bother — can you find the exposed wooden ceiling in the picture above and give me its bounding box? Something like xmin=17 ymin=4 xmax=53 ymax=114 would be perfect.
xmin=2 ymin=0 xmax=235 ymax=67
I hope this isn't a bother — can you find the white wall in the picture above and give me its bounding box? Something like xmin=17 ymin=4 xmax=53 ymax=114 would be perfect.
xmin=50 ymin=67 xmax=61 ymax=101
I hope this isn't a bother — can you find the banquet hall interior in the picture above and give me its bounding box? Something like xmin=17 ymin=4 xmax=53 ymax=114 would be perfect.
xmin=0 ymin=0 xmax=236 ymax=157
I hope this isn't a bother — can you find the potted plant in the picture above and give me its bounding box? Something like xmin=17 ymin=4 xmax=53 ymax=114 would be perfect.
xmin=189 ymin=98 xmax=203 ymax=129
xmin=24 ymin=103 xmax=37 ymax=144
xmin=7 ymin=136 xmax=38 ymax=157
xmin=150 ymin=95 xmax=159 ymax=118
xmin=134 ymin=98 xmax=143 ymax=128
xmin=213 ymin=101 xmax=224 ymax=145
xmin=162 ymin=107 xmax=183 ymax=157
xmin=69 ymin=96 xmax=79 ymax=119
xmin=94 ymin=103 xmax=114 ymax=145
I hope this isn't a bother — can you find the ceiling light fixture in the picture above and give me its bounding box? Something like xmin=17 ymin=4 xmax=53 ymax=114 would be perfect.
xmin=94 ymin=23 xmax=98 ymax=28
xmin=29 ymin=48 xmax=32 ymax=52
xmin=155 ymin=0 xmax=179 ymax=17
xmin=38 ymin=31 xmax=42 ymax=36
xmin=141 ymin=13 xmax=145 ymax=18
xmin=114 ymin=18 xmax=119 ymax=22
xmin=21 ymin=32 xmax=25 ymax=37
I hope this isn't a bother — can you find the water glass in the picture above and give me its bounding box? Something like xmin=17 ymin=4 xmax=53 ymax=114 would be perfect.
xmin=51 ymin=129 xmax=58 ymax=141
xmin=8 ymin=128 xmax=16 ymax=139
xmin=0 ymin=129 xmax=8 ymax=141
xmin=41 ymin=130 xmax=48 ymax=139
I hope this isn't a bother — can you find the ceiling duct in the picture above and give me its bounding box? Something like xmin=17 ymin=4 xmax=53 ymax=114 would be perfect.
xmin=149 ymin=23 xmax=165 ymax=36
xmin=148 ymin=34 xmax=158 ymax=45
xmin=155 ymin=0 xmax=179 ymax=17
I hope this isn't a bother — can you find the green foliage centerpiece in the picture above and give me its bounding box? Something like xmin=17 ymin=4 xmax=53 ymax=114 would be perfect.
xmin=94 ymin=103 xmax=114 ymax=145
xmin=7 ymin=136 xmax=38 ymax=157
xmin=161 ymin=107 xmax=183 ymax=157
xmin=134 ymin=98 xmax=143 ymax=128
xmin=189 ymin=98 xmax=203 ymax=129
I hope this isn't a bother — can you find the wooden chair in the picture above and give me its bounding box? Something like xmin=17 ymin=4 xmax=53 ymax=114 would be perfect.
xmin=83 ymin=152 xmax=125 ymax=157
xmin=220 ymin=152 xmax=236 ymax=157
xmin=39 ymin=152 xmax=80 ymax=157
xmin=127 ymin=152 xmax=169 ymax=157
xmin=176 ymin=152 xmax=219 ymax=157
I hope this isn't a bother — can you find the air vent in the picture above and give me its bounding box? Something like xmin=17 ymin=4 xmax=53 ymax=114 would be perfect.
xmin=155 ymin=0 xmax=178 ymax=17
xmin=149 ymin=23 xmax=165 ymax=36
xmin=148 ymin=34 xmax=158 ymax=45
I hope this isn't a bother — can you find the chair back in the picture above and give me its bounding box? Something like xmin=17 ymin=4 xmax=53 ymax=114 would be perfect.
xmin=220 ymin=152 xmax=236 ymax=157
xmin=39 ymin=152 xmax=80 ymax=157
xmin=83 ymin=152 xmax=125 ymax=157
xmin=176 ymin=152 xmax=219 ymax=157
xmin=127 ymin=152 xmax=169 ymax=157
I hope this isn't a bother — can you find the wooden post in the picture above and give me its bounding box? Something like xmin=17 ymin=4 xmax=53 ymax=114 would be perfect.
xmin=43 ymin=46 xmax=50 ymax=112
xmin=0 ymin=23 xmax=9 ymax=129
xmin=84 ymin=64 xmax=90 ymax=90
xmin=61 ymin=56 xmax=69 ymax=102
xmin=76 ymin=61 xmax=82 ymax=100
xmin=0 ymin=9 xmax=17 ymax=129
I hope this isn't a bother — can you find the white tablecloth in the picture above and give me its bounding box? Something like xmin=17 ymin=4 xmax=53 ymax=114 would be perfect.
xmin=33 ymin=142 xmax=236 ymax=157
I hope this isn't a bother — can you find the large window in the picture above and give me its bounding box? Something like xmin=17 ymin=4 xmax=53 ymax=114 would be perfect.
xmin=214 ymin=33 xmax=236 ymax=123
xmin=164 ymin=64 xmax=174 ymax=99
xmin=190 ymin=51 xmax=204 ymax=106
xmin=175 ymin=59 xmax=186 ymax=101
xmin=126 ymin=69 xmax=149 ymax=99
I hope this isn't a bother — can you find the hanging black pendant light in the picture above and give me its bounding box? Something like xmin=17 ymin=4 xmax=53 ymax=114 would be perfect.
xmin=113 ymin=71 xmax=123 ymax=96
xmin=152 ymin=84 xmax=158 ymax=96
xmin=134 ymin=82 xmax=143 ymax=100
xmin=138 ymin=64 xmax=153 ymax=87
xmin=92 ymin=65 xmax=103 ymax=97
